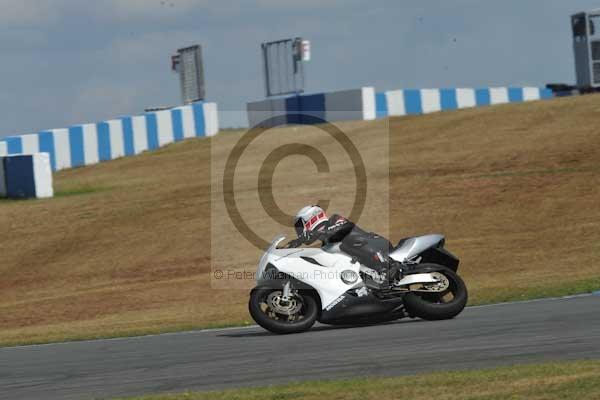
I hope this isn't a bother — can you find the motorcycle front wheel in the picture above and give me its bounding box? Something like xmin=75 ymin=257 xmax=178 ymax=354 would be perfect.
xmin=403 ymin=264 xmax=468 ymax=321
xmin=249 ymin=287 xmax=318 ymax=334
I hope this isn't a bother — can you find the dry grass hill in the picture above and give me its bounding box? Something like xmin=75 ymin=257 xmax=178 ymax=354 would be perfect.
xmin=1 ymin=93 xmax=599 ymax=346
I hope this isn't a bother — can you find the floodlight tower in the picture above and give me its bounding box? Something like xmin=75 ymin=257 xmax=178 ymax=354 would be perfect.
xmin=572 ymin=10 xmax=600 ymax=90
xmin=171 ymin=44 xmax=206 ymax=104
xmin=261 ymin=37 xmax=310 ymax=97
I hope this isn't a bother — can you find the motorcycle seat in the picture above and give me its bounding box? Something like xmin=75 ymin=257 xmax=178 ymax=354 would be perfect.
xmin=393 ymin=237 xmax=413 ymax=250
xmin=340 ymin=227 xmax=393 ymax=269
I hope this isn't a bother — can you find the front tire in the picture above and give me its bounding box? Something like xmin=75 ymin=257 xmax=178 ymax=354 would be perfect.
xmin=403 ymin=265 xmax=468 ymax=321
xmin=249 ymin=287 xmax=318 ymax=334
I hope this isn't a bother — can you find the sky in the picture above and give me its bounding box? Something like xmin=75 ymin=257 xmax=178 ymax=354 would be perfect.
xmin=1 ymin=0 xmax=599 ymax=135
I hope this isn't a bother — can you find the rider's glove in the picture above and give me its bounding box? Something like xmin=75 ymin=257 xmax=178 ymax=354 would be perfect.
xmin=286 ymin=237 xmax=304 ymax=248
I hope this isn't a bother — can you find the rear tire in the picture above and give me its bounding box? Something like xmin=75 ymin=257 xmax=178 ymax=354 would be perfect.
xmin=403 ymin=265 xmax=468 ymax=321
xmin=249 ymin=287 xmax=318 ymax=334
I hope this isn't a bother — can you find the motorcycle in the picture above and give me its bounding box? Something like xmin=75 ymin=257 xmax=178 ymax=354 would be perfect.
xmin=248 ymin=233 xmax=468 ymax=334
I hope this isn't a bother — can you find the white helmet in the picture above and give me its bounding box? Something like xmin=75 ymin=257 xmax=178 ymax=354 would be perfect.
xmin=294 ymin=205 xmax=328 ymax=237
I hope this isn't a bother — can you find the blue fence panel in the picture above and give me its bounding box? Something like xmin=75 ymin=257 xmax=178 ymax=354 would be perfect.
xmin=375 ymin=92 xmax=389 ymax=118
xmin=299 ymin=93 xmax=326 ymax=124
xmin=38 ymin=131 xmax=56 ymax=170
xmin=403 ymin=90 xmax=423 ymax=114
xmin=508 ymin=87 xmax=524 ymax=102
xmin=4 ymin=136 xmax=23 ymax=154
xmin=171 ymin=109 xmax=184 ymax=141
xmin=475 ymin=88 xmax=491 ymax=106
xmin=440 ymin=89 xmax=458 ymax=110
xmin=68 ymin=126 xmax=85 ymax=167
xmin=121 ymin=117 xmax=135 ymax=156
xmin=96 ymin=122 xmax=112 ymax=161
xmin=145 ymin=113 xmax=159 ymax=150
xmin=5 ymin=155 xmax=36 ymax=198
xmin=285 ymin=95 xmax=302 ymax=124
xmin=192 ymin=102 xmax=206 ymax=137
xmin=540 ymin=88 xmax=554 ymax=99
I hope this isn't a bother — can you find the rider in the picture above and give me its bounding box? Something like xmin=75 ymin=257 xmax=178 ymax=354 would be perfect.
xmin=288 ymin=205 xmax=354 ymax=247
xmin=287 ymin=205 xmax=400 ymax=289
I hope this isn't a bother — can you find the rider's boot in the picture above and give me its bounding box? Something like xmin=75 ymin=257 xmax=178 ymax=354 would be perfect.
xmin=362 ymin=260 xmax=404 ymax=291
xmin=388 ymin=262 xmax=403 ymax=287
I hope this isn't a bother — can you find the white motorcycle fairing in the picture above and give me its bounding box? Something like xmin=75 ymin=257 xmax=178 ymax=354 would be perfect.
xmin=256 ymin=235 xmax=447 ymax=312
xmin=250 ymin=233 xmax=466 ymax=332
xmin=257 ymin=236 xmax=361 ymax=310
xmin=389 ymin=234 xmax=444 ymax=263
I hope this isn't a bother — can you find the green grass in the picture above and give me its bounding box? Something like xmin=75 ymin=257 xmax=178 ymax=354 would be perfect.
xmin=0 ymin=183 xmax=111 ymax=201
xmin=55 ymin=184 xmax=112 ymax=197
xmin=3 ymin=287 xmax=599 ymax=349
xmin=468 ymin=277 xmax=600 ymax=305
xmin=116 ymin=359 xmax=600 ymax=400
xmin=1 ymin=281 xmax=597 ymax=348
xmin=0 ymin=320 xmax=255 ymax=348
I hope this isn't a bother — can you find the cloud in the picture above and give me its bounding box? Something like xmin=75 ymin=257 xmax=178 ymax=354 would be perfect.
xmin=103 ymin=0 xmax=213 ymax=21
xmin=0 ymin=0 xmax=63 ymax=25
xmin=66 ymin=81 xmax=140 ymax=123
xmin=1 ymin=0 xmax=596 ymax=136
xmin=100 ymin=28 xmax=210 ymax=66
xmin=255 ymin=0 xmax=351 ymax=9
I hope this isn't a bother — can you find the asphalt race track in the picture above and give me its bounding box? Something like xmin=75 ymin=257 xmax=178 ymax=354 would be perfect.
xmin=2 ymin=295 xmax=600 ymax=400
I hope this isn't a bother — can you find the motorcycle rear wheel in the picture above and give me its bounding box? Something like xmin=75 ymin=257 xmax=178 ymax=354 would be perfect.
xmin=249 ymin=287 xmax=318 ymax=334
xmin=403 ymin=264 xmax=468 ymax=321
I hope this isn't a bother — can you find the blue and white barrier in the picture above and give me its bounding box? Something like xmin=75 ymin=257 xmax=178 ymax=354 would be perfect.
xmin=1 ymin=153 xmax=54 ymax=199
xmin=0 ymin=155 xmax=6 ymax=197
xmin=0 ymin=101 xmax=219 ymax=171
xmin=247 ymin=86 xmax=555 ymax=127
xmin=247 ymin=87 xmax=376 ymax=128
xmin=375 ymin=87 xmax=553 ymax=118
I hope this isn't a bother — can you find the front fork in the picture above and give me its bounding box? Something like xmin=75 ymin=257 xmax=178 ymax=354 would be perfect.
xmin=281 ymin=281 xmax=292 ymax=301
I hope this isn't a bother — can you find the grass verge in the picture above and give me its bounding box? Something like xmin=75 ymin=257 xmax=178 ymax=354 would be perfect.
xmin=116 ymin=359 xmax=600 ymax=400
xmin=55 ymin=184 xmax=113 ymax=197
xmin=2 ymin=284 xmax=598 ymax=348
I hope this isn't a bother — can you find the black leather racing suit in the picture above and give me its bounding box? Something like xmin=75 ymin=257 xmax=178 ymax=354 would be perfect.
xmin=289 ymin=215 xmax=398 ymax=289
xmin=298 ymin=214 xmax=355 ymax=246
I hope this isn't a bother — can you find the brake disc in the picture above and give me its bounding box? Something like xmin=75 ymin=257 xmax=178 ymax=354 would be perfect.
xmin=267 ymin=291 xmax=302 ymax=315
